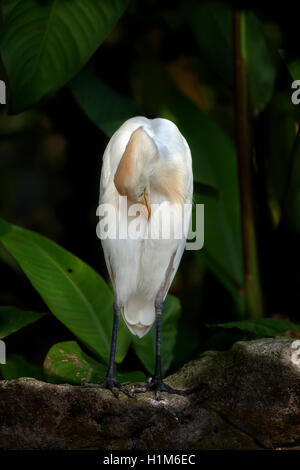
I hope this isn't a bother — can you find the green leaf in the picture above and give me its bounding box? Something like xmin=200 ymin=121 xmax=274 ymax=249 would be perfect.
xmin=0 ymin=306 xmax=46 ymax=339
xmin=264 ymin=92 xmax=296 ymax=226
xmin=44 ymin=341 xmax=146 ymax=385
xmin=70 ymin=68 xmax=137 ymax=138
xmin=132 ymin=295 xmax=181 ymax=377
xmin=172 ymin=320 xmax=201 ymax=370
xmin=44 ymin=341 xmax=107 ymax=384
xmin=184 ymin=1 xmax=276 ymax=112
xmin=214 ymin=318 xmax=300 ymax=337
xmin=288 ymin=59 xmax=300 ymax=80
xmin=0 ymin=353 xmax=43 ymax=380
xmin=193 ymin=180 xmax=219 ymax=200
xmin=245 ymin=12 xmax=277 ymax=113
xmin=0 ymin=0 xmax=129 ymax=113
xmin=0 ymin=217 xmax=131 ymax=364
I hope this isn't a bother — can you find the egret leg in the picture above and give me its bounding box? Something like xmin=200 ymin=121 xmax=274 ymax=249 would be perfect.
xmin=81 ymin=300 xmax=135 ymax=399
xmin=131 ymin=298 xmax=197 ymax=401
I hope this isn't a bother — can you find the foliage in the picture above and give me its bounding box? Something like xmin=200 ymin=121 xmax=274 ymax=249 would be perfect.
xmin=43 ymin=341 xmax=146 ymax=385
xmin=0 ymin=216 xmax=179 ymax=381
xmin=0 ymin=0 xmax=129 ymax=113
xmin=0 ymin=216 xmax=130 ymax=364
xmin=0 ymin=306 xmax=45 ymax=339
xmin=214 ymin=318 xmax=300 ymax=338
xmin=0 ymin=354 xmax=43 ymax=380
xmin=132 ymin=296 xmax=181 ymax=376
xmin=70 ymin=67 xmax=137 ymax=138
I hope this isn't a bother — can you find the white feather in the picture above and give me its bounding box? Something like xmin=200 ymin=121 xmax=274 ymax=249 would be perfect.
xmin=99 ymin=117 xmax=193 ymax=338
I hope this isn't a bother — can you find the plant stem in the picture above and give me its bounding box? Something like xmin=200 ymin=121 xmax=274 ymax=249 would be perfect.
xmin=233 ymin=10 xmax=263 ymax=318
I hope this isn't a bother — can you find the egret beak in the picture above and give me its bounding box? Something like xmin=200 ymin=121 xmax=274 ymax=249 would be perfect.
xmin=143 ymin=189 xmax=151 ymax=220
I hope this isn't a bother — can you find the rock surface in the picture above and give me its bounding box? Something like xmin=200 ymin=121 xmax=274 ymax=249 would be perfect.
xmin=1 ymin=337 xmax=300 ymax=450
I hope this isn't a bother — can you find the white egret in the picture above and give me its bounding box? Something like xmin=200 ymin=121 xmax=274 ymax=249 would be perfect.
xmin=84 ymin=116 xmax=193 ymax=400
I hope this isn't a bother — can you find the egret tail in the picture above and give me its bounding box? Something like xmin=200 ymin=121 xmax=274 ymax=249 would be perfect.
xmin=123 ymin=294 xmax=155 ymax=338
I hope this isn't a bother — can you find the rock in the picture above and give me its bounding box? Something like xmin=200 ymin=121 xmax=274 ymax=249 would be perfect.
xmin=1 ymin=337 xmax=300 ymax=450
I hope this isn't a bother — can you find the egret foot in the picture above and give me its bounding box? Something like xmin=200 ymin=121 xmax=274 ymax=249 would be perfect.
xmin=131 ymin=376 xmax=197 ymax=401
xmin=81 ymin=376 xmax=136 ymax=399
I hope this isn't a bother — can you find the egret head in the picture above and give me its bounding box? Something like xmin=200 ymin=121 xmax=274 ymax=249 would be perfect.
xmin=114 ymin=123 xmax=186 ymax=219
xmin=114 ymin=126 xmax=158 ymax=219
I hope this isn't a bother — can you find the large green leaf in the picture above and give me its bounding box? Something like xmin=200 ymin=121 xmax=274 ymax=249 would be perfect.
xmin=70 ymin=68 xmax=137 ymax=138
xmin=283 ymin=129 xmax=300 ymax=234
xmin=0 ymin=353 xmax=43 ymax=380
xmin=162 ymin=89 xmax=244 ymax=296
xmin=2 ymin=0 xmax=20 ymax=19
xmin=0 ymin=306 xmax=46 ymax=339
xmin=132 ymin=295 xmax=181 ymax=377
xmin=277 ymin=61 xmax=300 ymax=232
xmin=245 ymin=12 xmax=277 ymax=113
xmin=0 ymin=0 xmax=129 ymax=113
xmin=44 ymin=341 xmax=146 ymax=385
xmin=0 ymin=217 xmax=131 ymax=364
xmin=182 ymin=1 xmax=276 ymax=113
xmin=214 ymin=318 xmax=300 ymax=337
xmin=289 ymin=59 xmax=300 ymax=81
